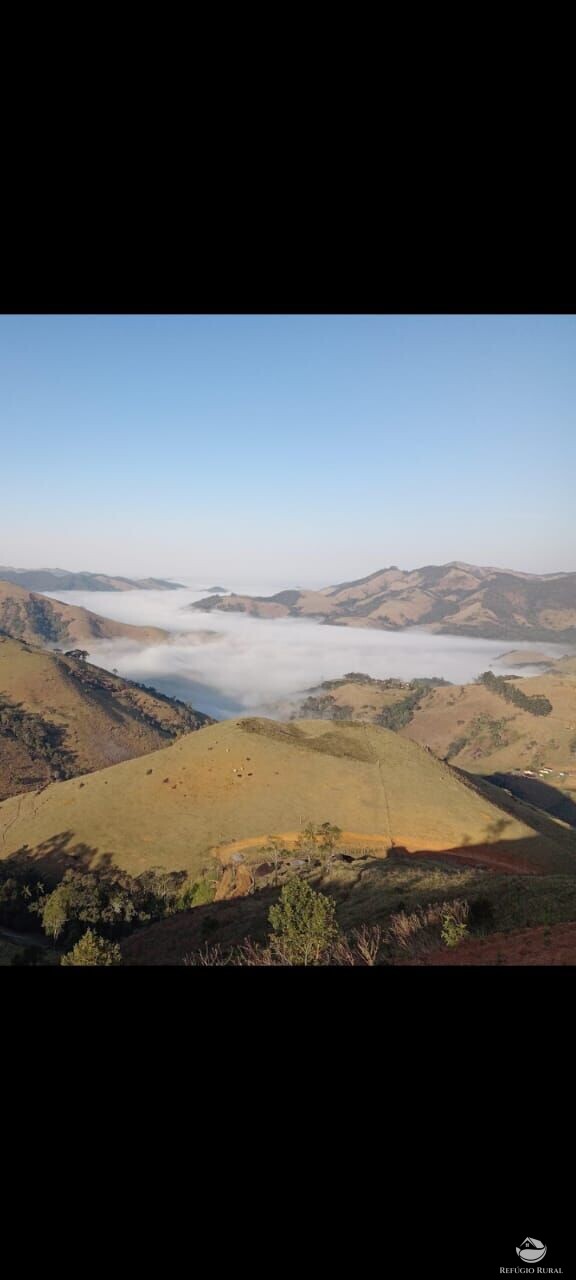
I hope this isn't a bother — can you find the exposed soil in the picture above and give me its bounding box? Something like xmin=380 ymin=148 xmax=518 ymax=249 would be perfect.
xmin=211 ymin=830 xmax=542 ymax=879
xmin=405 ymin=920 xmax=576 ymax=965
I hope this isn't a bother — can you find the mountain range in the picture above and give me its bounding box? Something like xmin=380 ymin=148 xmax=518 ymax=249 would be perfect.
xmin=190 ymin=561 xmax=576 ymax=642
xmin=0 ymin=567 xmax=183 ymax=592
xmin=3 ymin=561 xmax=576 ymax=966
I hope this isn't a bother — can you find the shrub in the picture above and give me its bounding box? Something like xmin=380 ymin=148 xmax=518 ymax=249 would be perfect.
xmin=189 ymin=877 xmax=216 ymax=907
xmin=183 ymin=923 xmax=384 ymax=967
xmin=387 ymin=899 xmax=470 ymax=958
xmin=174 ymin=877 xmax=215 ymax=910
xmin=61 ymin=929 xmax=122 ymax=966
xmin=440 ymin=908 xmax=469 ymax=948
xmin=268 ymin=878 xmax=339 ymax=964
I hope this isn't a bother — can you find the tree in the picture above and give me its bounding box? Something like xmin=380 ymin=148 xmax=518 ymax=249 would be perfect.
xmin=295 ymin=821 xmax=319 ymax=866
xmin=65 ymin=649 xmax=89 ymax=662
xmin=60 ymin=929 xmax=122 ymax=966
xmin=294 ymin=821 xmax=342 ymax=867
xmin=40 ymin=884 xmax=71 ymax=941
xmin=265 ymin=835 xmax=285 ymax=884
xmin=316 ymin=822 xmax=342 ymax=864
xmin=268 ymin=878 xmax=339 ymax=965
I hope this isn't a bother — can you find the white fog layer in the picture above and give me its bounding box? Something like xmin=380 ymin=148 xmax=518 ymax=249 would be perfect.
xmin=44 ymin=584 xmax=570 ymax=721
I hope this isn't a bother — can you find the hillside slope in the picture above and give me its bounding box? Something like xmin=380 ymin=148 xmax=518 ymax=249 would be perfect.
xmin=0 ymin=567 xmax=183 ymax=591
xmin=401 ymin=669 xmax=576 ymax=775
xmin=0 ymin=579 xmax=167 ymax=647
xmin=190 ymin=561 xmax=576 ymax=642
xmin=292 ymin=668 xmax=576 ymax=783
xmin=1 ymin=717 xmax=574 ymax=886
xmin=0 ymin=635 xmax=211 ymax=799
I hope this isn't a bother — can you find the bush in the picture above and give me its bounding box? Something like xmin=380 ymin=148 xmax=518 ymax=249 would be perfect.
xmin=61 ymin=929 xmax=122 ymax=966
xmin=268 ymin=878 xmax=339 ymax=964
xmin=440 ymin=909 xmax=469 ymax=948
xmin=387 ymin=899 xmax=470 ymax=958
xmin=183 ymin=923 xmax=384 ymax=967
xmin=189 ymin=878 xmax=216 ymax=907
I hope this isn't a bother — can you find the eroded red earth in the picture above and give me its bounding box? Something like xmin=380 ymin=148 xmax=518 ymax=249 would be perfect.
xmin=406 ymin=921 xmax=576 ymax=965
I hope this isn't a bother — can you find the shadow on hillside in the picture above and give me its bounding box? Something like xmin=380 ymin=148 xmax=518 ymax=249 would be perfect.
xmin=6 ymin=831 xmax=116 ymax=883
xmin=485 ymin=773 xmax=576 ymax=830
xmin=385 ymin=837 xmax=566 ymax=874
xmin=122 ymin=884 xmax=285 ymax=964
xmin=120 ymin=831 xmax=576 ymax=964
xmin=0 ymin=693 xmax=78 ymax=781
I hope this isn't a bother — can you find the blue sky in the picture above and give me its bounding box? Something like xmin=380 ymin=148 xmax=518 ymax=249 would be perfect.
xmin=1 ymin=314 xmax=574 ymax=584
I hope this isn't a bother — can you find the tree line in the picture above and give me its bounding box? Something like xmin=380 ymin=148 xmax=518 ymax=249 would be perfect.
xmin=478 ymin=670 xmax=552 ymax=716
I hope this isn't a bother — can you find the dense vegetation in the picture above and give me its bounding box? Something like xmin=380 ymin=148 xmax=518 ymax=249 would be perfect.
xmin=0 ymin=694 xmax=74 ymax=779
xmin=375 ymin=680 xmax=448 ymax=731
xmin=478 ymin=670 xmax=552 ymax=716
xmin=298 ymin=675 xmax=448 ymax=730
xmin=0 ymin=861 xmax=216 ymax=954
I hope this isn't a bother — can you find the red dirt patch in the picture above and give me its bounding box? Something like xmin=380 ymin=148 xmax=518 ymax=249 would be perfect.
xmin=405 ymin=921 xmax=576 ymax=965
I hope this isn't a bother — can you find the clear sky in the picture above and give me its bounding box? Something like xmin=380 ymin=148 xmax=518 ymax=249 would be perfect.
xmin=1 ymin=314 xmax=574 ymax=584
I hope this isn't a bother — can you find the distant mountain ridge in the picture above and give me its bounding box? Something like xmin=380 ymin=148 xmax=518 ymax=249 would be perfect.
xmin=0 ymin=567 xmax=184 ymax=592
xmin=190 ymin=561 xmax=576 ymax=642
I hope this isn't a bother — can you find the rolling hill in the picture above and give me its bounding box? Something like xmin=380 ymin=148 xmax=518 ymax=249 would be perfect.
xmin=190 ymin=561 xmax=576 ymax=642
xmin=0 ymin=635 xmax=211 ymax=800
xmin=0 ymin=578 xmax=168 ymax=648
xmin=1 ymin=717 xmax=575 ymax=891
xmin=0 ymin=566 xmax=183 ymax=591
xmin=292 ymin=665 xmax=576 ymax=776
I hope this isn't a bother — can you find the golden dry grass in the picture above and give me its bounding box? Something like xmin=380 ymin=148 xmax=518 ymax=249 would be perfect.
xmin=0 ymin=578 xmax=167 ymax=647
xmin=1 ymin=716 xmax=573 ymax=886
xmin=0 ymin=635 xmax=206 ymax=799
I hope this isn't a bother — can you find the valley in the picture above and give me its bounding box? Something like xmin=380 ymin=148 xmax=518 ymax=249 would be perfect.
xmin=2 ymin=562 xmax=576 ymax=967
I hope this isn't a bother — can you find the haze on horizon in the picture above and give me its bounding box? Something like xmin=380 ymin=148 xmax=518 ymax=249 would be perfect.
xmin=1 ymin=314 xmax=575 ymax=582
